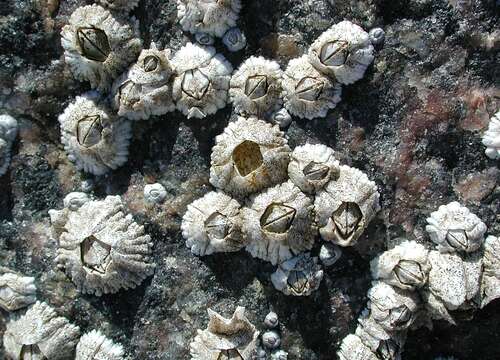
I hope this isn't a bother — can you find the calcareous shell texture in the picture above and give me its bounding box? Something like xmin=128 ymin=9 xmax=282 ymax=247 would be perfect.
xmin=58 ymin=92 xmax=132 ymax=175
xmin=61 ymin=4 xmax=142 ymax=91
xmin=338 ymin=334 xmax=378 ymax=360
xmin=282 ymin=55 xmax=342 ymax=120
xmin=0 ymin=267 xmax=36 ymax=312
xmin=315 ymin=165 xmax=380 ymax=246
xmin=308 ymin=20 xmax=374 ymax=85
xmin=481 ymin=235 xmax=500 ymax=308
xmin=210 ymin=117 xmax=291 ymax=196
xmin=222 ymin=27 xmax=247 ymax=52
xmin=97 ymin=0 xmax=140 ymax=11
xmin=144 ymin=183 xmax=168 ymax=204
xmin=482 ymin=111 xmax=500 ymax=159
xmin=76 ymin=330 xmax=124 ymax=360
xmin=63 ymin=192 xmax=91 ymax=211
xmin=4 ymin=301 xmax=80 ymax=360
xmin=172 ymin=43 xmax=233 ymax=119
xmin=0 ymin=114 xmax=18 ymax=176
xmin=190 ymin=306 xmax=259 ymax=360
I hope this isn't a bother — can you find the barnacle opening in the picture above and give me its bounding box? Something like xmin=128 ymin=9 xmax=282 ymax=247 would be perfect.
xmin=287 ymin=270 xmax=308 ymax=293
xmin=181 ymin=69 xmax=211 ymax=100
xmin=320 ymin=40 xmax=349 ymax=67
xmin=332 ymin=202 xmax=362 ymax=240
xmin=143 ymin=55 xmax=159 ymax=72
xmin=445 ymin=229 xmax=469 ymax=250
xmin=118 ymin=80 xmax=141 ymax=107
xmin=76 ymin=27 xmax=111 ymax=62
xmin=232 ymin=140 xmax=263 ymax=177
xmin=393 ymin=260 xmax=424 ymax=287
xmin=295 ymin=77 xmax=324 ymax=101
xmin=216 ymin=349 xmax=244 ymax=360
xmin=303 ymin=161 xmax=330 ymax=181
xmin=80 ymin=235 xmax=112 ymax=274
xmin=20 ymin=344 xmax=45 ymax=360
xmin=204 ymin=211 xmax=230 ymax=240
xmin=389 ymin=305 xmax=412 ymax=327
xmin=245 ymin=75 xmax=268 ymax=100
xmin=260 ymin=203 xmax=296 ymax=234
xmin=376 ymin=339 xmax=399 ymax=360
xmin=76 ymin=115 xmax=103 ymax=148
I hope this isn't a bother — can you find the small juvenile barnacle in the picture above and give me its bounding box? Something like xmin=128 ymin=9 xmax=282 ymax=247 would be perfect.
xmin=282 ymin=55 xmax=342 ymax=120
xmin=308 ymin=20 xmax=374 ymax=85
xmin=190 ymin=306 xmax=259 ymax=360
xmin=425 ymin=201 xmax=487 ymax=253
xmin=264 ymin=311 xmax=279 ymax=328
xmin=181 ymin=191 xmax=245 ymax=256
xmin=144 ymin=183 xmax=167 ymax=204
xmin=0 ymin=267 xmax=36 ymax=312
xmin=0 ymin=114 xmax=18 ymax=176
xmin=481 ymin=235 xmax=500 ymax=307
xmin=210 ymin=117 xmax=291 ymax=196
xmin=482 ymin=111 xmax=500 ymax=159
xmin=229 ymin=56 xmax=283 ymax=117
xmin=76 ymin=329 xmax=124 ymax=360
xmin=319 ymin=243 xmax=342 ymax=267
xmin=223 ymin=27 xmax=247 ymax=52
xmin=195 ymin=32 xmax=215 ymax=46
xmin=4 ymin=301 xmax=80 ymax=360
xmin=315 ymin=165 xmax=380 ymax=247
xmin=97 ymin=0 xmax=140 ymax=12
xmin=338 ymin=334 xmax=378 ymax=360
xmin=58 ymin=92 xmax=132 ymax=175
xmin=61 ymin=4 xmax=142 ymax=91
xmin=171 ymin=43 xmax=233 ymax=119
xmin=262 ymin=330 xmax=281 ymax=349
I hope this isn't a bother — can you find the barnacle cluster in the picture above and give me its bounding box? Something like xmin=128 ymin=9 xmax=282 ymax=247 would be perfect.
xmin=0 ymin=114 xmax=18 ymax=176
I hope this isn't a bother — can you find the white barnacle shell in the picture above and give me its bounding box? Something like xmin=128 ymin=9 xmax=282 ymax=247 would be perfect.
xmin=190 ymin=306 xmax=259 ymax=360
xmin=242 ymin=181 xmax=316 ymax=265
xmin=271 ymin=108 xmax=292 ymax=128
xmin=270 ymin=253 xmax=323 ymax=296
xmin=369 ymin=28 xmax=385 ymax=46
xmin=0 ymin=267 xmax=36 ymax=312
xmin=181 ymin=191 xmax=245 ymax=256
xmin=481 ymin=235 xmax=500 ymax=308
xmin=263 ymin=311 xmax=279 ymax=328
xmin=61 ymin=4 xmax=142 ymax=92
xmin=315 ymin=165 xmax=380 ymax=247
xmin=177 ymin=0 xmax=242 ymax=38
xmin=229 ymin=56 xmax=283 ymax=117
xmin=482 ymin=111 xmax=500 ymax=159
xmin=172 ymin=43 xmax=233 ymax=119
xmin=261 ymin=330 xmax=281 ymax=349
xmin=288 ymin=143 xmax=340 ymax=194
xmin=4 ymin=301 xmax=80 ymax=360
xmin=97 ymin=0 xmax=140 ymax=12
xmin=144 ymin=183 xmax=167 ymax=204
xmin=319 ymin=243 xmax=342 ymax=267
xmin=0 ymin=114 xmax=18 ymax=176
xmin=370 ymin=240 xmax=431 ymax=291
xmin=223 ymin=27 xmax=247 ymax=52
xmin=195 ymin=32 xmax=215 ymax=46
xmin=271 ymin=350 xmax=288 ymax=360
xmin=58 ymin=92 xmax=132 ymax=175
xmin=76 ymin=330 xmax=124 ymax=360
xmin=63 ymin=192 xmax=91 ymax=211
xmin=338 ymin=334 xmax=378 ymax=360
xmin=425 ymin=201 xmax=487 ymax=253
xmin=308 ymin=20 xmax=374 ymax=85
xmin=209 ymin=117 xmax=291 ymax=196
xmin=54 ymin=195 xmax=155 ymax=296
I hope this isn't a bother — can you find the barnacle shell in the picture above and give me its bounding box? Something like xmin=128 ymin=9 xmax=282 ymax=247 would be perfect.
xmin=181 ymin=191 xmax=245 ymax=256
xmin=222 ymin=27 xmax=247 ymax=52
xmin=369 ymin=28 xmax=385 ymax=46
xmin=338 ymin=334 xmax=378 ymax=360
xmin=172 ymin=43 xmax=232 ymax=119
xmin=4 ymin=301 xmax=80 ymax=360
xmin=210 ymin=117 xmax=291 ymax=196
xmin=53 ymin=195 xmax=155 ymax=296
xmin=481 ymin=235 xmax=500 ymax=307
xmin=315 ymin=165 xmax=380 ymax=246
xmin=63 ymin=192 xmax=91 ymax=211
xmin=261 ymin=330 xmax=281 ymax=349
xmin=271 ymin=108 xmax=292 ymax=128
xmin=243 ymin=181 xmax=316 ymax=265
xmin=195 ymin=32 xmax=215 ymax=46
xmin=282 ymin=55 xmax=342 ymax=120
xmin=97 ymin=0 xmax=140 ymax=12
xmin=308 ymin=20 xmax=374 ymax=85
xmin=264 ymin=312 xmax=279 ymax=328
xmin=271 ymin=350 xmax=288 ymax=360
xmin=76 ymin=330 xmax=124 ymax=360
xmin=0 ymin=267 xmax=36 ymax=311
xmin=144 ymin=183 xmax=167 ymax=204
xmin=425 ymin=201 xmax=487 ymax=253
xmin=229 ymin=56 xmax=283 ymax=117
xmin=58 ymin=92 xmax=132 ymax=175
xmin=319 ymin=243 xmax=342 ymax=267
xmin=0 ymin=114 xmax=18 ymax=176
xmin=288 ymin=143 xmax=340 ymax=194
xmin=61 ymin=4 xmax=142 ymax=91
xmin=482 ymin=111 xmax=500 ymax=159
xmin=270 ymin=253 xmax=323 ymax=296
xmin=190 ymin=306 xmax=259 ymax=360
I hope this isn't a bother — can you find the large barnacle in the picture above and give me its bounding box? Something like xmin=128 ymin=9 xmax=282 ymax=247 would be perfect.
xmin=76 ymin=330 xmax=124 ymax=360
xmin=481 ymin=235 xmax=500 ymax=308
xmin=0 ymin=114 xmax=18 ymax=176
xmin=483 ymin=111 xmax=500 ymax=159
xmin=0 ymin=267 xmax=36 ymax=312
xmin=338 ymin=334 xmax=378 ymax=360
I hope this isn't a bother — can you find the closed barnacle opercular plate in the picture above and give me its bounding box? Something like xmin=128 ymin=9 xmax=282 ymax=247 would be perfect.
xmin=0 ymin=267 xmax=36 ymax=312
xmin=483 ymin=111 xmax=500 ymax=159
xmin=481 ymin=235 xmax=500 ymax=307
xmin=338 ymin=334 xmax=378 ymax=360
xmin=76 ymin=330 xmax=124 ymax=360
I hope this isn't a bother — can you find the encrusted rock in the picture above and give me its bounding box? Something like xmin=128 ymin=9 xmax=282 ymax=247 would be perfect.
xmin=76 ymin=329 xmax=124 ymax=360
xmin=0 ymin=114 xmax=19 ymax=176
xmin=481 ymin=235 xmax=500 ymax=308
xmin=482 ymin=110 xmax=500 ymax=159
xmin=144 ymin=183 xmax=168 ymax=204
xmin=0 ymin=267 xmax=36 ymax=312
xmin=270 ymin=253 xmax=323 ymax=296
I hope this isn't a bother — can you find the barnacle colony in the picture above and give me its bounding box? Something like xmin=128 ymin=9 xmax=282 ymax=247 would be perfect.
xmin=0 ymin=114 xmax=18 ymax=176
xmin=76 ymin=330 xmax=124 ymax=360
xmin=0 ymin=267 xmax=36 ymax=312
xmin=482 ymin=110 xmax=500 ymax=159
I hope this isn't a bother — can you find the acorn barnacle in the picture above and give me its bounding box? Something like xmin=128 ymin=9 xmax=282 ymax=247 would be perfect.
xmin=4 ymin=301 xmax=80 ymax=360
xmin=53 ymin=195 xmax=155 ymax=296
xmin=76 ymin=330 xmax=124 ymax=360
xmin=58 ymin=92 xmax=132 ymax=175
xmin=308 ymin=20 xmax=374 ymax=85
xmin=61 ymin=4 xmax=142 ymax=91
xmin=144 ymin=183 xmax=168 ymax=204
xmin=0 ymin=114 xmax=18 ymax=176
xmin=481 ymin=235 xmax=500 ymax=308
xmin=314 ymin=165 xmax=380 ymax=247
xmin=171 ymin=42 xmax=233 ymax=119
xmin=223 ymin=27 xmax=247 ymax=52
xmin=181 ymin=191 xmax=245 ymax=256
xmin=282 ymin=55 xmax=342 ymax=120
xmin=229 ymin=56 xmax=283 ymax=117
xmin=425 ymin=201 xmax=487 ymax=253
xmin=190 ymin=306 xmax=259 ymax=360
xmin=97 ymin=0 xmax=140 ymax=12
xmin=209 ymin=117 xmax=291 ymax=196
xmin=242 ymin=181 xmax=316 ymax=265
xmin=0 ymin=267 xmax=36 ymax=312
xmin=482 ymin=110 xmax=500 ymax=159
xmin=338 ymin=334 xmax=378 ymax=360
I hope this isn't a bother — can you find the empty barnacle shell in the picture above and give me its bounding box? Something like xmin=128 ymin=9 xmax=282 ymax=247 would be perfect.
xmin=229 ymin=56 xmax=283 ymax=117
xmin=195 ymin=32 xmax=215 ymax=46
xmin=97 ymin=0 xmax=140 ymax=11
xmin=0 ymin=267 xmax=36 ymax=312
xmin=4 ymin=301 xmax=80 ymax=360
xmin=181 ymin=191 xmax=245 ymax=256
xmin=76 ymin=329 xmax=124 ymax=360
xmin=144 ymin=183 xmax=167 ymax=204
xmin=481 ymin=235 xmax=500 ymax=308
xmin=270 ymin=253 xmax=323 ymax=296
xmin=319 ymin=243 xmax=342 ymax=267
xmin=425 ymin=201 xmax=487 ymax=253
xmin=190 ymin=306 xmax=259 ymax=360
xmin=243 ymin=181 xmax=316 ymax=265
xmin=172 ymin=43 xmax=233 ymax=119
xmin=0 ymin=114 xmax=18 ymax=176
xmin=315 ymin=165 xmax=380 ymax=247
xmin=482 ymin=111 xmax=500 ymax=159
xmin=61 ymin=4 xmax=142 ymax=91
xmin=210 ymin=117 xmax=291 ymax=196
xmin=261 ymin=330 xmax=281 ymax=349
xmin=58 ymin=92 xmax=132 ymax=175
xmin=338 ymin=334 xmax=378 ymax=360
xmin=223 ymin=27 xmax=247 ymax=52
xmin=308 ymin=20 xmax=374 ymax=85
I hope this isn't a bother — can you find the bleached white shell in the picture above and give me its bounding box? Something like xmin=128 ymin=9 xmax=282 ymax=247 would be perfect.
xmin=97 ymin=0 xmax=140 ymax=11
xmin=319 ymin=243 xmax=342 ymax=267
xmin=425 ymin=201 xmax=487 ymax=253
xmin=482 ymin=111 xmax=500 ymax=159
xmin=270 ymin=253 xmax=323 ymax=296
xmin=481 ymin=235 xmax=500 ymax=307
xmin=229 ymin=56 xmax=283 ymax=117
xmin=210 ymin=117 xmax=291 ymax=196
xmin=61 ymin=4 xmax=142 ymax=92
xmin=181 ymin=191 xmax=245 ymax=256
xmin=172 ymin=43 xmax=233 ymax=119
xmin=271 ymin=108 xmax=292 ymax=128
xmin=0 ymin=114 xmax=18 ymax=176
xmin=190 ymin=306 xmax=259 ymax=360
xmin=63 ymin=192 xmax=91 ymax=211
xmin=308 ymin=20 xmax=374 ymax=85
xmin=58 ymin=92 xmax=132 ymax=176
xmin=315 ymin=165 xmax=380 ymax=247
xmin=144 ymin=183 xmax=167 ymax=204
xmin=76 ymin=330 xmax=124 ymax=360
xmin=4 ymin=301 xmax=80 ymax=360
xmin=338 ymin=334 xmax=378 ymax=360
xmin=53 ymin=195 xmax=155 ymax=296
xmin=282 ymin=55 xmax=342 ymax=120
xmin=222 ymin=27 xmax=247 ymax=52
xmin=0 ymin=267 xmax=36 ymax=312
xmin=243 ymin=181 xmax=316 ymax=265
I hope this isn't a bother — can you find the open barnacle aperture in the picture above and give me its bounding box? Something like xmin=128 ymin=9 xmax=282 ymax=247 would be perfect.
xmin=79 ymin=234 xmax=112 ymax=274
xmin=117 ymin=80 xmax=141 ymax=107
xmin=76 ymin=26 xmax=111 ymax=62
xmin=445 ymin=228 xmax=469 ymax=251
xmin=331 ymin=201 xmax=363 ymax=240
xmin=260 ymin=202 xmax=296 ymax=234
xmin=392 ymin=260 xmax=425 ymax=288
xmin=295 ymin=76 xmax=324 ymax=102
xmin=204 ymin=211 xmax=231 ymax=241
xmin=182 ymin=69 xmax=211 ymax=101
xmin=319 ymin=40 xmax=349 ymax=67
xmin=303 ymin=161 xmax=331 ymax=182
xmin=143 ymin=54 xmax=159 ymax=72
xmin=76 ymin=114 xmax=103 ymax=147
xmin=245 ymin=74 xmax=268 ymax=100
xmin=232 ymin=140 xmax=263 ymax=177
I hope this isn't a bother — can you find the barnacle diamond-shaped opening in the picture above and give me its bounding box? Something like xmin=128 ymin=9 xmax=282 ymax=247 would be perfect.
xmin=393 ymin=260 xmax=424 ymax=287
xmin=287 ymin=270 xmax=308 ymax=294
xmin=80 ymin=235 xmax=111 ymax=274
xmin=217 ymin=349 xmax=244 ymax=360
xmin=295 ymin=77 xmax=324 ymax=101
xmin=303 ymin=161 xmax=330 ymax=181
xmin=182 ymin=69 xmax=210 ymax=100
xmin=260 ymin=203 xmax=296 ymax=234
xmin=119 ymin=80 xmax=141 ymax=107
xmin=76 ymin=115 xmax=103 ymax=148
xmin=332 ymin=202 xmax=362 ymax=240
xmin=446 ymin=229 xmax=469 ymax=251
xmin=376 ymin=339 xmax=399 ymax=360
xmin=143 ymin=55 xmax=159 ymax=72
xmin=76 ymin=27 xmax=111 ymax=62
xmin=20 ymin=344 xmax=45 ymax=360
xmin=320 ymin=40 xmax=349 ymax=67
xmin=245 ymin=75 xmax=268 ymax=100
xmin=232 ymin=140 xmax=263 ymax=177
xmin=205 ymin=212 xmax=230 ymax=240
xmin=389 ymin=305 xmax=412 ymax=327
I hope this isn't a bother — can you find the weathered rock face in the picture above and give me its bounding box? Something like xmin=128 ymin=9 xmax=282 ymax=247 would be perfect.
xmin=0 ymin=0 xmax=499 ymax=360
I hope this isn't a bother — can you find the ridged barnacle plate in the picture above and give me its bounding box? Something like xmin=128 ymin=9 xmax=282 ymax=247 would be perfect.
xmin=0 ymin=266 xmax=36 ymax=312
xmin=338 ymin=334 xmax=378 ymax=360
xmin=76 ymin=330 xmax=124 ymax=360
xmin=483 ymin=111 xmax=500 ymax=159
